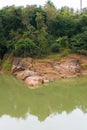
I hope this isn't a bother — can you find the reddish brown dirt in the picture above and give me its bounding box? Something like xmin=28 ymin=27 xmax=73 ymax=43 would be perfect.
xmin=60 ymin=54 xmax=87 ymax=75
xmin=32 ymin=54 xmax=87 ymax=78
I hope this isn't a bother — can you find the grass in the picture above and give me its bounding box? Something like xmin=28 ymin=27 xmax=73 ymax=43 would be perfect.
xmin=82 ymin=64 xmax=87 ymax=69
xmin=45 ymin=49 xmax=70 ymax=60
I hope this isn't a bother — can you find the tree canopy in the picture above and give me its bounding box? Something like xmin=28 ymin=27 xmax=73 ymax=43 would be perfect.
xmin=0 ymin=1 xmax=87 ymax=59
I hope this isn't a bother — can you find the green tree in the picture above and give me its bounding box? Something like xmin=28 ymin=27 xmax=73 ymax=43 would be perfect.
xmin=0 ymin=42 xmax=7 ymax=59
xmin=14 ymin=38 xmax=37 ymax=57
xmin=70 ymin=31 xmax=87 ymax=54
xmin=59 ymin=6 xmax=74 ymax=16
xmin=35 ymin=12 xmax=46 ymax=29
xmin=48 ymin=15 xmax=77 ymax=37
xmin=36 ymin=27 xmax=48 ymax=56
xmin=44 ymin=0 xmax=57 ymax=24
xmin=1 ymin=6 xmax=23 ymax=39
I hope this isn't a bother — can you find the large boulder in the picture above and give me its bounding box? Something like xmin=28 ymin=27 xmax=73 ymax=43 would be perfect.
xmin=54 ymin=59 xmax=81 ymax=78
xmin=16 ymin=70 xmax=37 ymax=80
xmin=25 ymin=76 xmax=43 ymax=87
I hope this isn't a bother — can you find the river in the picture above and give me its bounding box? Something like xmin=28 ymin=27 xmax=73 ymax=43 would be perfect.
xmin=0 ymin=75 xmax=87 ymax=130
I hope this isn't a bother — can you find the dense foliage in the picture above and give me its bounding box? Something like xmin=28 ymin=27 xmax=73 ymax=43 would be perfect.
xmin=0 ymin=0 xmax=87 ymax=59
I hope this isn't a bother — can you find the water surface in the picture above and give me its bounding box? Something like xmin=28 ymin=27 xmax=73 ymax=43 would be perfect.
xmin=0 ymin=75 xmax=87 ymax=130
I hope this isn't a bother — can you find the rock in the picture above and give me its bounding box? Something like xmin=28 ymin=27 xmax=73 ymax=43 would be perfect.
xmin=25 ymin=76 xmax=43 ymax=86
xmin=16 ymin=70 xmax=37 ymax=80
xmin=11 ymin=58 xmax=33 ymax=74
xmin=54 ymin=59 xmax=81 ymax=78
xmin=43 ymin=79 xmax=50 ymax=83
xmin=11 ymin=58 xmax=21 ymax=73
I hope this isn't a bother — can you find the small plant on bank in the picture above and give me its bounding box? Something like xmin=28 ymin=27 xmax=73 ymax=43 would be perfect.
xmin=2 ymin=59 xmax=12 ymax=72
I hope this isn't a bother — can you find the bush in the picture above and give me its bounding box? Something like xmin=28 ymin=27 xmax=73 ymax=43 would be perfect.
xmin=0 ymin=59 xmax=2 ymax=70
xmin=77 ymin=49 xmax=87 ymax=55
xmin=82 ymin=64 xmax=87 ymax=70
xmin=0 ymin=42 xmax=7 ymax=59
xmin=51 ymin=36 xmax=69 ymax=53
xmin=51 ymin=43 xmax=60 ymax=53
xmin=14 ymin=38 xmax=37 ymax=57
xmin=70 ymin=31 xmax=87 ymax=54
xmin=3 ymin=59 xmax=12 ymax=71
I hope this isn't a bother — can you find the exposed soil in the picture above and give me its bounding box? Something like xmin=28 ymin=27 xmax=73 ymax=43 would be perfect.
xmin=60 ymin=54 xmax=87 ymax=75
xmin=11 ymin=54 xmax=87 ymax=88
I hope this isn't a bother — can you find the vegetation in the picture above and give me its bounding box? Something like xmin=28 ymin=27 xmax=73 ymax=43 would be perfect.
xmin=0 ymin=0 xmax=87 ymax=62
xmin=2 ymin=58 xmax=12 ymax=71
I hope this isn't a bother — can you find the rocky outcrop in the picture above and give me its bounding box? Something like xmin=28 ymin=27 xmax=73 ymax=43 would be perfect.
xmin=11 ymin=58 xmax=33 ymax=74
xmin=54 ymin=59 xmax=81 ymax=78
xmin=16 ymin=70 xmax=37 ymax=80
xmin=11 ymin=57 xmax=82 ymax=88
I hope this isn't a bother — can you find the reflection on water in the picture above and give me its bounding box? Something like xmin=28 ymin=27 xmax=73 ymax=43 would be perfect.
xmin=0 ymin=109 xmax=87 ymax=130
xmin=0 ymin=75 xmax=87 ymax=129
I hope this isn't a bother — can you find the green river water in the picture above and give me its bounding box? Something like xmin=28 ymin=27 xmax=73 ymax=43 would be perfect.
xmin=0 ymin=75 xmax=87 ymax=130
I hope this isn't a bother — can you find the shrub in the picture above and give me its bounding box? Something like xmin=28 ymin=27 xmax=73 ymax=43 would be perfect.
xmin=77 ymin=49 xmax=87 ymax=55
xmin=70 ymin=31 xmax=87 ymax=54
xmin=14 ymin=38 xmax=37 ymax=57
xmin=51 ymin=36 xmax=69 ymax=53
xmin=82 ymin=64 xmax=87 ymax=70
xmin=3 ymin=59 xmax=12 ymax=71
xmin=51 ymin=43 xmax=60 ymax=53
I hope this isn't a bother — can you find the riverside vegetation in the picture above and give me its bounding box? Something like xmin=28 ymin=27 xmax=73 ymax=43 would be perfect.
xmin=0 ymin=0 xmax=87 ymax=59
xmin=0 ymin=1 xmax=87 ymax=88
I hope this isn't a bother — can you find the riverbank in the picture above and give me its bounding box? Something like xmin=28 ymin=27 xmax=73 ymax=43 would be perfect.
xmin=0 ymin=53 xmax=87 ymax=89
xmin=11 ymin=54 xmax=87 ymax=88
